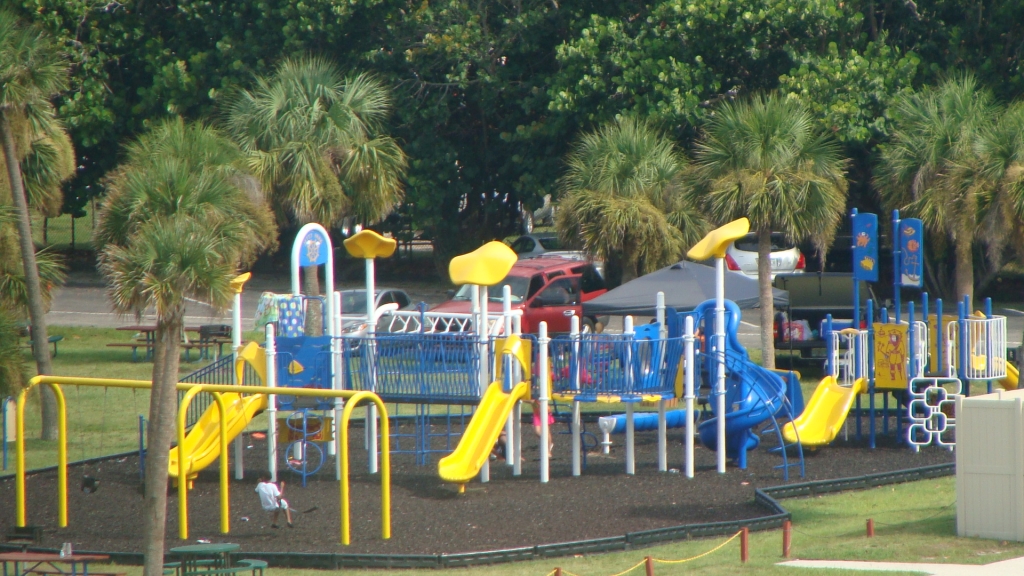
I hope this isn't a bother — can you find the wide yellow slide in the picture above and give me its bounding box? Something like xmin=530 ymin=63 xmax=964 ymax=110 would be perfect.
xmin=169 ymin=392 xmax=267 ymax=484
xmin=438 ymin=381 xmax=530 ymax=484
xmin=782 ymin=376 xmax=866 ymax=447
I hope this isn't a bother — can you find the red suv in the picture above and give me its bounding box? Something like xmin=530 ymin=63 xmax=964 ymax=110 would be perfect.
xmin=430 ymin=256 xmax=608 ymax=333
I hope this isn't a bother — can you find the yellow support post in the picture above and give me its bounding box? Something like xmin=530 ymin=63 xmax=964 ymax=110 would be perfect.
xmin=340 ymin=391 xmax=391 ymax=545
xmin=177 ymin=387 xmax=203 ymax=540
xmin=16 ymin=383 xmax=66 ymax=527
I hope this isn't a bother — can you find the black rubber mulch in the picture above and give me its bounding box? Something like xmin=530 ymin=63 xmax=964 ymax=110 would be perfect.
xmin=0 ymin=418 xmax=953 ymax=555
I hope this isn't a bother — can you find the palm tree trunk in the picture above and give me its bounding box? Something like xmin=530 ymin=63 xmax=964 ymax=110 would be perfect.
xmin=142 ymin=318 xmax=182 ymax=576
xmin=303 ymin=265 xmax=323 ymax=335
xmin=1 ymin=109 xmax=57 ymax=439
xmin=757 ymin=229 xmax=776 ymax=369
xmin=954 ymin=237 xmax=974 ymax=305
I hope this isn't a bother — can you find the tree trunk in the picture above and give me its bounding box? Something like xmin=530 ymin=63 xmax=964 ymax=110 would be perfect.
xmin=1 ymin=109 xmax=57 ymax=439
xmin=757 ymin=229 xmax=776 ymax=369
xmin=141 ymin=318 xmax=182 ymax=576
xmin=954 ymin=237 xmax=974 ymax=307
xmin=302 ymin=265 xmax=323 ymax=336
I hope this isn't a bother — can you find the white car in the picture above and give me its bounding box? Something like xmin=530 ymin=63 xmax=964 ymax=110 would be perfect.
xmin=725 ymin=233 xmax=805 ymax=280
xmin=340 ymin=288 xmax=414 ymax=333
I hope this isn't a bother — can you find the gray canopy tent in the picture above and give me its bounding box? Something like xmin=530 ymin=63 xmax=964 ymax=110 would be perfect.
xmin=583 ymin=261 xmax=789 ymax=317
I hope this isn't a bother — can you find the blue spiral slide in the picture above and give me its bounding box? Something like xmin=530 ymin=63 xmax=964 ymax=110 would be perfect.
xmin=694 ymin=300 xmax=790 ymax=469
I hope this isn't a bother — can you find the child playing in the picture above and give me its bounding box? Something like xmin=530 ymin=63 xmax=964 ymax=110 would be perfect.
xmin=256 ymin=473 xmax=293 ymax=528
xmin=532 ymin=399 xmax=555 ymax=458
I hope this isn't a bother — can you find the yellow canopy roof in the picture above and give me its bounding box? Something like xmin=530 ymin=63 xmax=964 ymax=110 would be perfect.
xmin=449 ymin=241 xmax=517 ymax=286
xmin=343 ymin=230 xmax=397 ymax=259
xmin=229 ymin=272 xmax=252 ymax=294
xmin=687 ymin=218 xmax=750 ymax=260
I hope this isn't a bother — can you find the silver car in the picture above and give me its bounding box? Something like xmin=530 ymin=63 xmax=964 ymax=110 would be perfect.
xmin=339 ymin=288 xmax=414 ymax=333
xmin=725 ymin=232 xmax=806 ymax=280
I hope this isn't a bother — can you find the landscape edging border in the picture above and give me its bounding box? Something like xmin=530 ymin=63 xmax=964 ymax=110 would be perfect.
xmin=0 ymin=459 xmax=956 ymax=569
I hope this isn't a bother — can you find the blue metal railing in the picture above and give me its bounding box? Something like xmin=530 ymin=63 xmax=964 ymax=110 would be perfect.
xmin=549 ymin=334 xmax=683 ymax=401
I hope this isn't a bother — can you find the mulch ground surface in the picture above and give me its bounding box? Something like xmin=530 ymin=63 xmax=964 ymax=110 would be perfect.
xmin=0 ymin=417 xmax=954 ymax=556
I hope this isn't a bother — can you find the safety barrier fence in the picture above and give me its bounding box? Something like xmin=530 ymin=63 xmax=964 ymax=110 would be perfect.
xmin=0 ymin=461 xmax=955 ymax=570
xmin=549 ymin=334 xmax=683 ymax=400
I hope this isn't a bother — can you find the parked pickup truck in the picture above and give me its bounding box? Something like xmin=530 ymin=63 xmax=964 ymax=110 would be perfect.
xmin=430 ymin=256 xmax=608 ymax=334
xmin=772 ymin=273 xmax=874 ymax=361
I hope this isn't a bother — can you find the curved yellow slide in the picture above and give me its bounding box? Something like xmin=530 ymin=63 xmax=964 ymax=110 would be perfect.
xmin=438 ymin=381 xmax=530 ymax=484
xmin=169 ymin=392 xmax=268 ymax=484
xmin=169 ymin=342 xmax=269 ymax=485
xmin=782 ymin=376 xmax=866 ymax=447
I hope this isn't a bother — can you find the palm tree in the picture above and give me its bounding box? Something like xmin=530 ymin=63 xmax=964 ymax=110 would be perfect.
xmin=693 ymin=94 xmax=848 ymax=369
xmin=225 ymin=56 xmax=407 ymax=329
xmin=0 ymin=10 xmax=72 ymax=439
xmin=95 ymin=118 xmax=276 ymax=576
xmin=876 ymin=74 xmax=1002 ymax=302
xmin=556 ymin=117 xmax=708 ymax=287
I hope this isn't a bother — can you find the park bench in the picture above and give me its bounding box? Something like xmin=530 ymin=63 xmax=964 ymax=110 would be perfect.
xmin=17 ymin=326 xmax=64 ymax=357
xmin=106 ymin=341 xmax=213 ymax=362
xmin=4 ymin=525 xmax=42 ymax=552
xmin=235 ymin=559 xmax=267 ymax=576
xmin=181 ymin=566 xmax=252 ymax=576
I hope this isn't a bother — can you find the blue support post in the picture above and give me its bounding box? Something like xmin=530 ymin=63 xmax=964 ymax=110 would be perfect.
xmin=852 ymin=208 xmax=860 ymax=332
xmin=867 ymin=299 xmax=876 ymax=449
xmin=936 ymin=298 xmax=944 ymax=376
xmin=959 ymin=300 xmax=969 ymax=396
xmin=922 ymin=293 xmax=929 ymax=373
xmin=825 ymin=314 xmax=834 ymax=376
xmin=881 ymin=308 xmax=889 ymax=324
xmin=893 ymin=210 xmax=901 ymax=325
xmin=986 ymin=297 xmax=993 ymax=394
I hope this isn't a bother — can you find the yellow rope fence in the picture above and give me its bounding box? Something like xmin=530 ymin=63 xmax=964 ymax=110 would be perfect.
xmin=547 ymin=529 xmax=744 ymax=575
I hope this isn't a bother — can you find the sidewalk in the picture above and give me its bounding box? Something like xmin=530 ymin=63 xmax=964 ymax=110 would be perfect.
xmin=779 ymin=555 xmax=1024 ymax=574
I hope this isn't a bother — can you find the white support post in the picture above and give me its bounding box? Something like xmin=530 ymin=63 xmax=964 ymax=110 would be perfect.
xmin=657 ymin=399 xmax=667 ymax=472
xmin=684 ymin=316 xmax=695 ymax=478
xmin=539 ymin=321 xmax=550 ymax=483
xmin=624 ymin=316 xmax=635 ymax=475
xmin=232 ymin=290 xmax=244 ymax=480
xmin=503 ymin=286 xmax=515 ymax=468
xmin=265 ymin=324 xmax=278 ymax=483
xmin=333 ymin=291 xmax=343 ymax=480
xmin=512 ymin=401 xmax=522 ymax=476
xmin=476 ymin=284 xmax=490 ymax=483
xmin=656 ymin=291 xmax=667 ymax=339
xmin=571 ymin=315 xmax=582 ymax=477
xmin=365 ymin=258 xmax=378 ymax=475
xmin=715 ymin=257 xmax=727 ymax=474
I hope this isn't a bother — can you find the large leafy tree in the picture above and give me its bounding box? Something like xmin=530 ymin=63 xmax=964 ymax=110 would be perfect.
xmin=693 ymin=94 xmax=848 ymax=368
xmin=225 ymin=56 xmax=406 ymax=317
xmin=0 ymin=9 xmax=73 ymax=439
xmin=94 ymin=118 xmax=276 ymax=576
xmin=875 ymin=74 xmax=1003 ymax=302
xmin=556 ymin=117 xmax=707 ymax=286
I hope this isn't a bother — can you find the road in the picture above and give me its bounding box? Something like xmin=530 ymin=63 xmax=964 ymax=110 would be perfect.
xmin=47 ymin=270 xmax=1023 ymax=355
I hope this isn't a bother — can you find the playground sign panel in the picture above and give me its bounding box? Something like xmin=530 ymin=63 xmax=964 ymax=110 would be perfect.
xmin=899 ymin=218 xmax=924 ymax=288
xmin=852 ymin=212 xmax=878 ymax=282
xmin=873 ymin=322 xmax=907 ymax=390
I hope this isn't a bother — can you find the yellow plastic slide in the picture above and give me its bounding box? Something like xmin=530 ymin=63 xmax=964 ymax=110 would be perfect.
xmin=1000 ymin=362 xmax=1019 ymax=390
xmin=438 ymin=381 xmax=530 ymax=484
xmin=169 ymin=392 xmax=267 ymax=485
xmin=169 ymin=342 xmax=269 ymax=485
xmin=782 ymin=376 xmax=866 ymax=447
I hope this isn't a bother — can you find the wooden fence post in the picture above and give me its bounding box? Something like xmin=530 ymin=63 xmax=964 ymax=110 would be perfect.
xmin=866 ymin=518 xmax=875 ymax=537
xmin=644 ymin=555 xmax=654 ymax=576
xmin=782 ymin=519 xmax=792 ymax=558
xmin=740 ymin=526 xmax=750 ymax=563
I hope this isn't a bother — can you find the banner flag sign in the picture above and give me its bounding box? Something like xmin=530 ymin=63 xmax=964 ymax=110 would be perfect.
xmin=899 ymin=218 xmax=924 ymax=288
xmin=298 ymin=228 xmax=329 ymax=267
xmin=852 ymin=212 xmax=879 ymax=282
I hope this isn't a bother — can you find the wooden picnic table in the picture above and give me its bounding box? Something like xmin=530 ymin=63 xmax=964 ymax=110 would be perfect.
xmin=0 ymin=551 xmax=117 ymax=576
xmin=111 ymin=326 xmax=205 ymax=362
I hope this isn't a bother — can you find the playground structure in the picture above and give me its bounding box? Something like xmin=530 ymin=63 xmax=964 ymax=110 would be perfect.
xmin=778 ymin=209 xmax=1014 ymax=453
